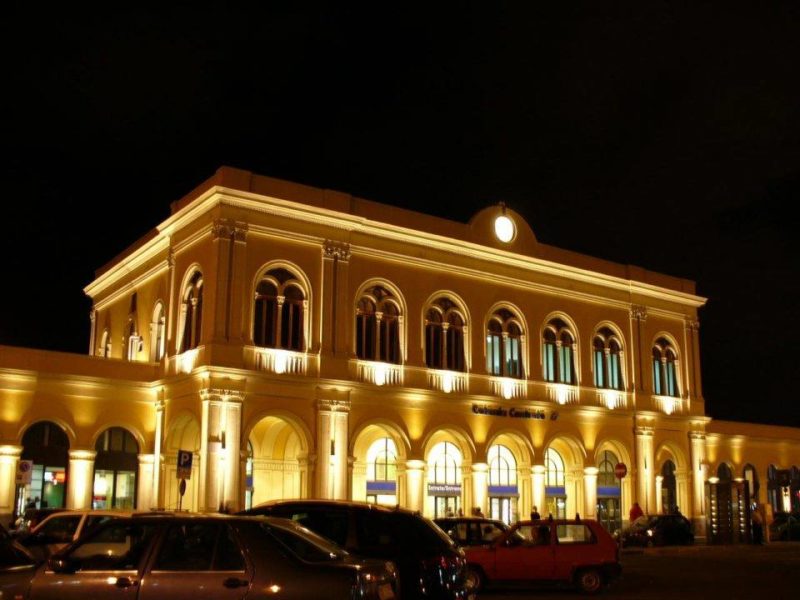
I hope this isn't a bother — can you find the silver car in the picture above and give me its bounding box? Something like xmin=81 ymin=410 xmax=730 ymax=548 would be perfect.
xmin=7 ymin=513 xmax=398 ymax=600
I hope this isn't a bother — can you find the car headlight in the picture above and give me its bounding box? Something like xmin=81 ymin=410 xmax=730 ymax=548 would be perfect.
xmin=646 ymin=529 xmax=653 ymax=537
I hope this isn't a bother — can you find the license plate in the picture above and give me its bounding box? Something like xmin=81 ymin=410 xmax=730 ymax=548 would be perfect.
xmin=378 ymin=583 xmax=395 ymax=600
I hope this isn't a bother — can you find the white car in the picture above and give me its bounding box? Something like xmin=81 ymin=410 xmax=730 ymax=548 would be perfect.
xmin=20 ymin=510 xmax=135 ymax=560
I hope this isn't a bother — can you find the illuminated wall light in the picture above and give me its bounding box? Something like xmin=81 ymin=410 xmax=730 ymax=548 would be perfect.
xmin=662 ymin=398 xmax=675 ymax=415
xmin=602 ymin=390 xmax=617 ymax=410
xmin=556 ymin=384 xmax=568 ymax=405
xmin=374 ymin=364 xmax=387 ymax=386
xmin=708 ymin=477 xmax=719 ymax=484
xmin=180 ymin=348 xmax=198 ymax=373
xmin=502 ymin=379 xmax=513 ymax=400
xmin=442 ymin=372 xmax=453 ymax=394
xmin=273 ymin=350 xmax=287 ymax=374
xmin=494 ymin=215 xmax=515 ymax=243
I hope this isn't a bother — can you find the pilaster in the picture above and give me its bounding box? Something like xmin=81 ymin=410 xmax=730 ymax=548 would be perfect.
xmin=0 ymin=445 xmax=22 ymax=520
xmin=67 ymin=449 xmax=96 ymax=509
xmin=315 ymin=397 xmax=351 ymax=499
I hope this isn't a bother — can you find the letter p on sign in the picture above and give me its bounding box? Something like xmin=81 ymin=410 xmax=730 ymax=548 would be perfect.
xmin=177 ymin=450 xmax=193 ymax=480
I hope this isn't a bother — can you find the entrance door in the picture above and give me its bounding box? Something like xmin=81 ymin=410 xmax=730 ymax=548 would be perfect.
xmin=597 ymin=497 xmax=621 ymax=533
xmin=434 ymin=496 xmax=460 ymax=518
xmin=490 ymin=497 xmax=514 ymax=524
xmin=545 ymin=495 xmax=566 ymax=520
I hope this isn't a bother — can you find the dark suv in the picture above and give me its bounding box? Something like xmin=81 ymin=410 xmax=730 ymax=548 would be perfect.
xmin=621 ymin=514 xmax=694 ymax=547
xmin=243 ymin=500 xmax=470 ymax=599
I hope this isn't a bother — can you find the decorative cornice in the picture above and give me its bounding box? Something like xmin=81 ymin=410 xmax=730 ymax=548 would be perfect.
xmin=688 ymin=431 xmax=706 ymax=441
xmin=323 ymin=240 xmax=351 ymax=262
xmin=684 ymin=318 xmax=700 ymax=331
xmin=317 ymin=398 xmax=351 ymax=413
xmin=630 ymin=305 xmax=648 ymax=322
xmin=634 ymin=426 xmax=655 ymax=437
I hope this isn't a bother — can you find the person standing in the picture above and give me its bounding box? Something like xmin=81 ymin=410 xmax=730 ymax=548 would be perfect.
xmin=751 ymin=506 xmax=764 ymax=545
xmin=629 ymin=501 xmax=644 ymax=522
xmin=530 ymin=506 xmax=541 ymax=520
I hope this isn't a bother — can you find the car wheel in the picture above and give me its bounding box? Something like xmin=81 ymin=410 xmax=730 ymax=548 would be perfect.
xmin=464 ymin=565 xmax=484 ymax=593
xmin=576 ymin=569 xmax=603 ymax=594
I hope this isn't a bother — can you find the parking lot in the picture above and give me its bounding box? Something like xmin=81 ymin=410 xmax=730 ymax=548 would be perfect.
xmin=481 ymin=543 xmax=800 ymax=599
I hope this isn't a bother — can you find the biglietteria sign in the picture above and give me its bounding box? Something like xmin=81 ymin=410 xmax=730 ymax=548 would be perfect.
xmin=472 ymin=404 xmax=558 ymax=420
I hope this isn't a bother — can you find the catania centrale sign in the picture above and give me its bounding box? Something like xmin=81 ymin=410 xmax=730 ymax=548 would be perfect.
xmin=472 ymin=404 xmax=558 ymax=420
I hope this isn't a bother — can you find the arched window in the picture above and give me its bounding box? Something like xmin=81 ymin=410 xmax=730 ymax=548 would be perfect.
xmin=253 ymin=268 xmax=306 ymax=351
xmin=125 ymin=319 xmax=140 ymax=362
xmin=652 ymin=337 xmax=679 ymax=397
xmin=598 ymin=450 xmax=618 ymax=487
xmin=743 ymin=464 xmax=759 ymax=503
xmin=662 ymin=460 xmax=677 ymax=513
xmin=425 ymin=298 xmax=466 ymax=372
xmin=486 ymin=308 xmax=524 ymax=378
xmin=488 ymin=445 xmax=517 ymax=487
xmin=93 ymin=428 xmax=138 ymax=509
xmin=597 ymin=450 xmax=621 ymax=533
xmin=593 ymin=327 xmax=624 ymax=390
xmin=367 ymin=438 xmax=397 ymax=482
xmin=545 ymin=448 xmax=565 ymax=487
xmin=428 ymin=441 xmax=462 ymax=485
xmin=356 ymin=286 xmax=401 ymax=364
xmin=21 ymin=422 xmax=70 ymax=510
xmin=717 ymin=463 xmax=732 ymax=482
xmin=98 ymin=329 xmax=111 ymax=358
xmin=543 ymin=318 xmax=576 ymax=384
xmin=180 ymin=271 xmax=203 ymax=353
xmin=150 ymin=302 xmax=166 ymax=362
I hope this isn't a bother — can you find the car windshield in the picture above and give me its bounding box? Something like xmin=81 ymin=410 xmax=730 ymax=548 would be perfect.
xmin=263 ymin=520 xmax=348 ymax=562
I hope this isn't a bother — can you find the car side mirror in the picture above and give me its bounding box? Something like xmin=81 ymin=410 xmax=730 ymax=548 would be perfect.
xmin=48 ymin=556 xmax=79 ymax=574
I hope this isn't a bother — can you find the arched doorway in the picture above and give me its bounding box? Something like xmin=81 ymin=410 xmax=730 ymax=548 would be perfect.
xmin=351 ymin=423 xmax=406 ymax=506
xmin=597 ymin=450 xmax=621 ymax=532
xmin=365 ymin=438 xmax=398 ymax=506
xmin=248 ymin=415 xmax=308 ymax=506
xmin=487 ymin=444 xmax=517 ymax=524
xmin=544 ymin=448 xmax=566 ymax=519
xmin=19 ymin=422 xmax=70 ymax=512
xmin=163 ymin=414 xmax=201 ymax=511
xmin=93 ymin=428 xmax=138 ymax=509
xmin=427 ymin=441 xmax=462 ymax=518
xmin=661 ymin=460 xmax=677 ymax=514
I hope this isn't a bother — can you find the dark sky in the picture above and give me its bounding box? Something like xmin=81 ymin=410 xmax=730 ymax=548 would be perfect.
xmin=2 ymin=4 xmax=799 ymax=427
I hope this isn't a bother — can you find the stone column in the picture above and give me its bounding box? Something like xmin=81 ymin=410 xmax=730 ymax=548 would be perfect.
xmin=199 ymin=388 xmax=244 ymax=512
xmin=315 ymin=398 xmax=350 ymax=499
xmin=229 ymin=222 xmax=248 ymax=343
xmin=210 ymin=219 xmax=234 ymax=343
xmin=583 ymin=466 xmax=599 ymax=519
xmin=629 ymin=306 xmax=648 ymax=393
xmin=137 ymin=454 xmax=155 ymax=510
xmin=532 ymin=463 xmax=546 ymax=516
xmin=67 ymin=449 xmax=96 ymax=510
xmin=405 ymin=459 xmax=425 ymax=513
xmin=635 ymin=426 xmax=655 ymax=514
xmin=152 ymin=399 xmax=164 ymax=508
xmin=517 ymin=464 xmax=532 ymax=521
xmin=689 ymin=431 xmax=707 ymax=521
xmin=472 ymin=463 xmax=489 ymax=516
xmin=655 ymin=475 xmax=663 ymax=514
xmin=323 ymin=241 xmax=351 ymax=356
xmin=0 ymin=445 xmax=22 ymax=521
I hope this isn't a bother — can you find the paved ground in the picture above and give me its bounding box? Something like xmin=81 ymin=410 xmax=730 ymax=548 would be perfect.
xmin=479 ymin=543 xmax=800 ymax=599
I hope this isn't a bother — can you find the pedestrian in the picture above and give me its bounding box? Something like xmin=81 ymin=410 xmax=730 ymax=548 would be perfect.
xmin=530 ymin=506 xmax=541 ymax=520
xmin=474 ymin=506 xmax=484 ymax=518
xmin=751 ymin=506 xmax=764 ymax=545
xmin=629 ymin=501 xmax=644 ymax=522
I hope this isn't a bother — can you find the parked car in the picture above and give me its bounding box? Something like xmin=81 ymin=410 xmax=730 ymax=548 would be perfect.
xmin=0 ymin=513 xmax=398 ymax=600
xmin=434 ymin=517 xmax=510 ymax=546
xmin=242 ymin=500 xmax=470 ymax=599
xmin=620 ymin=514 xmax=694 ymax=547
xmin=10 ymin=507 xmax=61 ymax=536
xmin=769 ymin=512 xmax=800 ymax=541
xmin=18 ymin=509 xmax=135 ymax=560
xmin=463 ymin=519 xmax=621 ymax=595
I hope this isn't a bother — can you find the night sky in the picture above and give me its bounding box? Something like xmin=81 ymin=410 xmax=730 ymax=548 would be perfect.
xmin=2 ymin=4 xmax=799 ymax=427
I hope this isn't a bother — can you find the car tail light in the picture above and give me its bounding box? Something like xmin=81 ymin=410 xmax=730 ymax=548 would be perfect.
xmin=352 ymin=562 xmax=397 ymax=600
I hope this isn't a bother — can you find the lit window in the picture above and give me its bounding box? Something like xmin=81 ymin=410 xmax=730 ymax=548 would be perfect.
xmin=253 ymin=268 xmax=306 ymax=351
xmin=592 ymin=327 xmax=624 ymax=390
xmin=488 ymin=445 xmax=517 ymax=486
xmin=652 ymin=337 xmax=679 ymax=397
xmin=151 ymin=302 xmax=166 ymax=362
xmin=180 ymin=271 xmax=204 ymax=353
xmin=545 ymin=448 xmax=565 ymax=487
xmin=356 ymin=286 xmax=402 ymax=364
xmin=428 ymin=441 xmax=462 ymax=485
xmin=486 ymin=309 xmax=524 ymax=378
xmin=424 ymin=298 xmax=466 ymax=372
xmin=542 ymin=318 xmax=575 ymax=384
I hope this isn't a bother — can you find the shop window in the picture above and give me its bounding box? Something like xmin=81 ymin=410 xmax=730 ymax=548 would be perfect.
xmin=424 ymin=298 xmax=466 ymax=372
xmin=592 ymin=327 xmax=624 ymax=390
xmin=652 ymin=337 xmax=679 ymax=397
xmin=543 ymin=318 xmax=575 ymax=384
xmin=356 ymin=286 xmax=401 ymax=364
xmin=485 ymin=308 xmax=524 ymax=378
xmin=180 ymin=271 xmax=203 ymax=353
xmin=19 ymin=422 xmax=70 ymax=512
xmin=93 ymin=427 xmax=138 ymax=510
xmin=253 ymin=268 xmax=306 ymax=351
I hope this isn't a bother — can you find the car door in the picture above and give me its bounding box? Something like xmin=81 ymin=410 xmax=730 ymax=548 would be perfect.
xmin=138 ymin=521 xmax=252 ymax=600
xmin=551 ymin=523 xmax=599 ymax=580
xmin=494 ymin=524 xmax=554 ymax=581
xmin=25 ymin=514 xmax=83 ymax=559
xmin=29 ymin=519 xmax=160 ymax=600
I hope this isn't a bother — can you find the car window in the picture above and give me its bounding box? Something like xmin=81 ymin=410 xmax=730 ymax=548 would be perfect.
xmin=556 ymin=524 xmax=596 ymax=544
xmin=285 ymin=508 xmax=349 ymax=547
xmin=355 ymin=511 xmax=399 ymax=555
xmin=479 ymin=523 xmax=505 ymax=543
xmin=265 ymin=522 xmax=343 ymax=562
xmin=154 ymin=523 xmax=219 ymax=571
xmin=449 ymin=522 xmax=468 ymax=542
xmin=38 ymin=515 xmax=82 ymax=542
xmin=84 ymin=515 xmax=115 ymax=533
xmin=516 ymin=524 xmax=551 ymax=545
xmin=69 ymin=522 xmax=158 ymax=571
xmin=395 ymin=514 xmax=454 ymax=552
xmin=214 ymin=525 xmax=246 ymax=571
xmin=0 ymin=542 xmax=36 ymax=568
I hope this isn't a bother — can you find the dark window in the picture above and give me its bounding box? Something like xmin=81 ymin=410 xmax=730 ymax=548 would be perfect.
xmin=356 ymin=286 xmax=401 ymax=365
xmin=154 ymin=523 xmax=219 ymax=571
xmin=69 ymin=522 xmax=159 ymax=571
xmin=284 ymin=508 xmax=350 ymax=548
xmin=355 ymin=511 xmax=399 ymax=556
xmin=180 ymin=271 xmax=203 ymax=352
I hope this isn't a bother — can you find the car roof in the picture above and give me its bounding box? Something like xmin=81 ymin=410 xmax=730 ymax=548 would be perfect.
xmin=250 ymin=499 xmax=419 ymax=517
xmin=434 ymin=517 xmax=506 ymax=523
xmin=517 ymin=519 xmax=601 ymax=525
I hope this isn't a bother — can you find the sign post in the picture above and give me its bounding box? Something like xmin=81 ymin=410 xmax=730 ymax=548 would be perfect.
xmin=177 ymin=450 xmax=193 ymax=511
xmin=615 ymin=462 xmax=628 ymax=553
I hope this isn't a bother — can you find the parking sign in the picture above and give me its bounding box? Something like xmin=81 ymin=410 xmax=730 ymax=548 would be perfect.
xmin=177 ymin=450 xmax=193 ymax=480
xmin=16 ymin=460 xmax=33 ymax=485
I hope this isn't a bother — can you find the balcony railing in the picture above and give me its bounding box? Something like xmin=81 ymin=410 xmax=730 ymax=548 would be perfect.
xmin=255 ymin=347 xmax=308 ymax=375
xmin=427 ymin=369 xmax=468 ymax=394
xmin=653 ymin=394 xmax=683 ymax=415
xmin=490 ymin=377 xmax=526 ymax=400
xmin=356 ymin=360 xmax=403 ymax=386
xmin=545 ymin=382 xmax=580 ymax=405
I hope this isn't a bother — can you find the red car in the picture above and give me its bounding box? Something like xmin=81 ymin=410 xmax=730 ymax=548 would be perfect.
xmin=463 ymin=519 xmax=621 ymax=594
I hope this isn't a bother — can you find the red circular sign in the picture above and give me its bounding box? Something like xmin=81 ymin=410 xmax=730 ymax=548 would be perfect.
xmin=614 ymin=463 xmax=628 ymax=479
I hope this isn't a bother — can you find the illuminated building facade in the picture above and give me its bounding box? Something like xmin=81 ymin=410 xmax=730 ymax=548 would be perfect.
xmin=1 ymin=167 xmax=799 ymax=536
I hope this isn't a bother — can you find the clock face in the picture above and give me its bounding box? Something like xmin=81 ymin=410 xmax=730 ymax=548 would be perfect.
xmin=494 ymin=214 xmax=515 ymax=243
